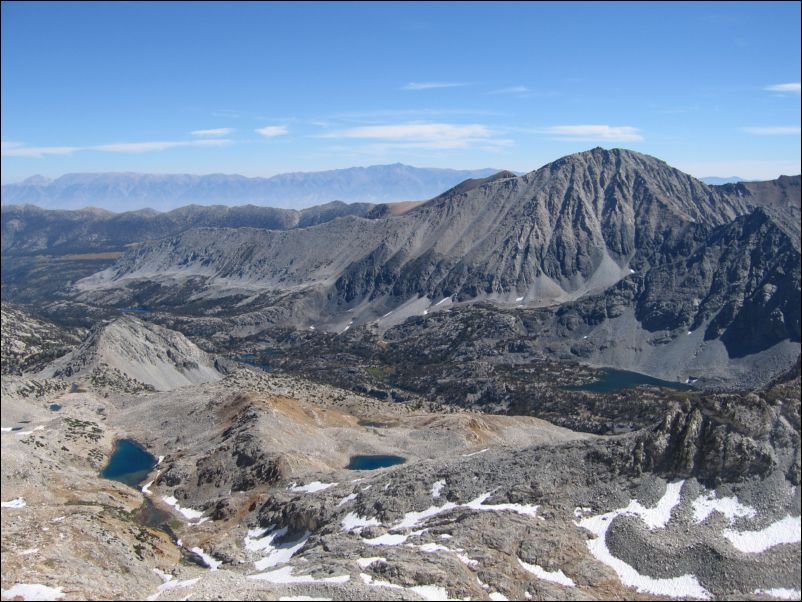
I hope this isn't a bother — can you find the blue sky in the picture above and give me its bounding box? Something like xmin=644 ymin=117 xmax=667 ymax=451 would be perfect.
xmin=1 ymin=1 xmax=800 ymax=182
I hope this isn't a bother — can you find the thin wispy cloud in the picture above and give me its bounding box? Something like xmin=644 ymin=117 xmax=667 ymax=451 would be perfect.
xmin=319 ymin=122 xmax=511 ymax=150
xmin=191 ymin=128 xmax=234 ymax=137
xmin=489 ymin=86 xmax=530 ymax=95
xmin=741 ymin=126 xmax=801 ymax=135
xmin=402 ymin=82 xmax=471 ymax=91
xmin=1 ymin=141 xmax=80 ymax=157
xmin=764 ymin=83 xmax=801 ymax=94
xmin=535 ymin=125 xmax=644 ymax=142
xmin=2 ymin=139 xmax=231 ymax=158
xmin=254 ymin=125 xmax=288 ymax=137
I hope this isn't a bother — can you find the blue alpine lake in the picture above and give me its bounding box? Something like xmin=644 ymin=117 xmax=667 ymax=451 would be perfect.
xmin=564 ymin=368 xmax=692 ymax=393
xmin=100 ymin=439 xmax=157 ymax=487
xmin=347 ymin=454 xmax=407 ymax=470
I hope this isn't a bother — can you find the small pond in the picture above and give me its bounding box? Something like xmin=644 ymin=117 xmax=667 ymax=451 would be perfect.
xmin=100 ymin=439 xmax=157 ymax=487
xmin=347 ymin=454 xmax=406 ymax=470
xmin=49 ymin=403 xmax=62 ymax=412
xmin=563 ymin=368 xmax=692 ymax=393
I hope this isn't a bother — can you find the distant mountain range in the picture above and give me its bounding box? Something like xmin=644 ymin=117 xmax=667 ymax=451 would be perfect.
xmin=0 ymin=164 xmax=500 ymax=211
xmin=701 ymin=176 xmax=745 ymax=185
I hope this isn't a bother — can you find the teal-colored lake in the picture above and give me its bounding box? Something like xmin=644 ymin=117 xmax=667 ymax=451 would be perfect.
xmin=347 ymin=454 xmax=406 ymax=470
xmin=100 ymin=439 xmax=157 ymax=487
xmin=564 ymin=368 xmax=692 ymax=393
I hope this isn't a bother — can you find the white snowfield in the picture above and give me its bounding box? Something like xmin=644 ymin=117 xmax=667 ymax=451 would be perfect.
xmin=723 ymin=515 xmax=802 ymax=554
xmin=248 ymin=565 xmax=350 ymax=584
xmin=431 ymin=479 xmax=446 ymax=498
xmin=692 ymin=491 xmax=756 ymax=524
xmin=1 ymin=497 xmax=26 ymax=508
xmin=341 ymin=512 xmax=381 ymax=532
xmin=0 ymin=584 xmax=65 ymax=601
xmin=517 ymin=558 xmax=576 ymax=587
xmin=190 ymin=547 xmax=221 ymax=570
xmin=753 ymin=588 xmax=802 ymax=600
xmin=161 ymin=495 xmax=205 ymax=521
xmin=289 ymin=481 xmax=337 ymax=493
xmin=245 ymin=527 xmax=311 ymax=571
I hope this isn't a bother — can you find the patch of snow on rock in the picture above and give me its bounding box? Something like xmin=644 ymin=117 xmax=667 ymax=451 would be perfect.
xmin=518 ymin=558 xmax=575 ymax=587
xmin=248 ymin=566 xmax=349 ymax=584
xmin=723 ymin=515 xmax=801 ymax=553
xmin=753 ymin=588 xmax=802 ymax=600
xmin=289 ymin=481 xmax=337 ymax=494
xmin=342 ymin=512 xmax=380 ymax=532
xmin=190 ymin=547 xmax=221 ymax=570
xmin=1 ymin=497 xmax=26 ymax=508
xmin=0 ymin=584 xmax=64 ymax=601
xmin=336 ymin=493 xmax=358 ymax=507
xmin=162 ymin=495 xmax=205 ymax=521
xmin=691 ymin=491 xmax=756 ymax=524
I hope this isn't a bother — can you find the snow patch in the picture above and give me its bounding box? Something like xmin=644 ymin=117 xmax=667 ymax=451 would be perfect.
xmin=336 ymin=493 xmax=357 ymax=507
xmin=162 ymin=495 xmax=205 ymax=521
xmin=417 ymin=542 xmax=451 ymax=553
xmin=518 ymin=558 xmax=575 ymax=587
xmin=1 ymin=584 xmax=64 ymax=601
xmin=356 ymin=557 xmax=385 ymax=569
xmin=248 ymin=566 xmax=350 ymax=584
xmin=722 ymin=515 xmax=801 ymax=554
xmin=409 ymin=585 xmax=453 ymax=601
xmin=462 ymin=448 xmax=488 ymax=457
xmin=145 ymin=576 xmax=200 ymax=601
xmin=190 ymin=547 xmax=221 ymax=570
xmin=341 ymin=512 xmax=380 ymax=532
xmin=246 ymin=527 xmax=311 ymax=570
xmin=464 ymin=492 xmax=540 ymax=518
xmin=431 ymin=479 xmax=446 ymax=498
xmin=14 ymin=425 xmax=44 ymax=437
xmin=1 ymin=497 xmax=26 ymax=508
xmin=394 ymin=503 xmax=457 ymax=529
xmin=691 ymin=491 xmax=756 ymax=524
xmin=753 ymin=588 xmax=802 ymax=600
xmin=363 ymin=529 xmax=427 ymax=546
xmin=289 ymin=481 xmax=337 ymax=494
xmin=359 ymin=573 xmax=404 ymax=589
